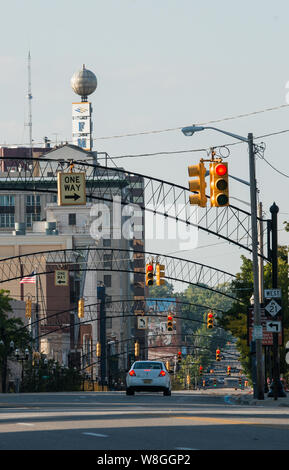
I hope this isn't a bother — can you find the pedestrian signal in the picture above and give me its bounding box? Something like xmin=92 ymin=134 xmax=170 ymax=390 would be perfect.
xmin=209 ymin=161 xmax=229 ymax=207
xmin=156 ymin=263 xmax=165 ymax=286
xmin=188 ymin=161 xmax=207 ymax=207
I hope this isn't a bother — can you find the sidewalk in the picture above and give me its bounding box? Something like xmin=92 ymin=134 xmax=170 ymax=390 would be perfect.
xmin=228 ymin=389 xmax=289 ymax=408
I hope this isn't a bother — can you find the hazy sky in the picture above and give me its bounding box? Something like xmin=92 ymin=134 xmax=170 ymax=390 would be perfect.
xmin=1 ymin=0 xmax=289 ymax=277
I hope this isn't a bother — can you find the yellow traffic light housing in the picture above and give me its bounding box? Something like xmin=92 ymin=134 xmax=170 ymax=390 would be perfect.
xmin=78 ymin=298 xmax=84 ymax=318
xmin=207 ymin=311 xmax=214 ymax=329
xmin=216 ymin=348 xmax=221 ymax=361
xmin=167 ymin=314 xmax=173 ymax=332
xmin=134 ymin=341 xmax=140 ymax=357
xmin=96 ymin=342 xmax=101 ymax=357
xmin=210 ymin=161 xmax=229 ymax=207
xmin=145 ymin=263 xmax=154 ymax=286
xmin=25 ymin=298 xmax=32 ymax=318
xmin=156 ymin=263 xmax=165 ymax=286
xmin=188 ymin=161 xmax=207 ymax=207
xmin=227 ymin=366 xmax=231 ymax=376
xmin=177 ymin=351 xmax=182 ymax=364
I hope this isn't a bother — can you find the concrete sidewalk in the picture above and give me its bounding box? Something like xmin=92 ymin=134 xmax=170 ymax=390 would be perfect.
xmin=229 ymin=390 xmax=289 ymax=407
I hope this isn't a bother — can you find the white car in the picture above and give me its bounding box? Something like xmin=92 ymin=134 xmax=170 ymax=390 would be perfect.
xmin=126 ymin=360 xmax=172 ymax=396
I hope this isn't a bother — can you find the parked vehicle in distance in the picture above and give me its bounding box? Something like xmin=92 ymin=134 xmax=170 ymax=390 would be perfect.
xmin=126 ymin=360 xmax=172 ymax=396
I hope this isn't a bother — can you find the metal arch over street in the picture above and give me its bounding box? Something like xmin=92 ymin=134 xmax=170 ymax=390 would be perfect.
xmin=0 ymin=247 xmax=238 ymax=300
xmin=0 ymin=154 xmax=269 ymax=259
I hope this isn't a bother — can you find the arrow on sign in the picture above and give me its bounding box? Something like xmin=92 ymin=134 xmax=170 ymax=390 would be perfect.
xmin=268 ymin=322 xmax=279 ymax=331
xmin=64 ymin=193 xmax=81 ymax=201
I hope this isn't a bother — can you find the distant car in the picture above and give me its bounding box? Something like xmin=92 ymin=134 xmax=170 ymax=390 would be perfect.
xmin=126 ymin=360 xmax=172 ymax=396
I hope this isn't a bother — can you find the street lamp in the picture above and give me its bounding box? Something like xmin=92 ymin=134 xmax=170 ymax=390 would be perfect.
xmin=181 ymin=124 xmax=264 ymax=400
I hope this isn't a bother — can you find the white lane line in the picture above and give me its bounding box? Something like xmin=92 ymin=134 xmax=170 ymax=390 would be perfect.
xmin=17 ymin=423 xmax=34 ymax=426
xmin=82 ymin=432 xmax=109 ymax=438
xmin=175 ymin=447 xmax=198 ymax=450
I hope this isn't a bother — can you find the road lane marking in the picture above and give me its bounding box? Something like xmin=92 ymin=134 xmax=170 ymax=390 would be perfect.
xmin=82 ymin=432 xmax=109 ymax=438
xmin=16 ymin=423 xmax=34 ymax=426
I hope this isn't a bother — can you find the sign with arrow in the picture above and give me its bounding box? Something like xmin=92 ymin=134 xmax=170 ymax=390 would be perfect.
xmin=57 ymin=172 xmax=86 ymax=206
xmin=54 ymin=270 xmax=69 ymax=287
xmin=266 ymin=321 xmax=281 ymax=333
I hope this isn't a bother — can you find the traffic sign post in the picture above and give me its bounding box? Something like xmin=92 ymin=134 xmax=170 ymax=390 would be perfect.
xmin=57 ymin=172 xmax=86 ymax=206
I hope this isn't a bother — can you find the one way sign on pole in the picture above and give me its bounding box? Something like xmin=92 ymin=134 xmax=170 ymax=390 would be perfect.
xmin=57 ymin=172 xmax=86 ymax=206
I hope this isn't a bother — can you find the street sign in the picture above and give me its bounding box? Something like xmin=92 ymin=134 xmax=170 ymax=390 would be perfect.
xmin=264 ymin=288 xmax=281 ymax=299
xmin=247 ymin=307 xmax=282 ymax=346
xmin=57 ymin=172 xmax=86 ymax=206
xmin=264 ymin=298 xmax=282 ymax=317
xmin=54 ymin=270 xmax=69 ymax=287
xmin=137 ymin=316 xmax=148 ymax=329
xmin=253 ymin=325 xmax=263 ymax=340
xmin=266 ymin=321 xmax=281 ymax=333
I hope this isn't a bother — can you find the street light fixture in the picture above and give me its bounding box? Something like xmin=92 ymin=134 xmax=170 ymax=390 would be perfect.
xmin=181 ymin=124 xmax=264 ymax=400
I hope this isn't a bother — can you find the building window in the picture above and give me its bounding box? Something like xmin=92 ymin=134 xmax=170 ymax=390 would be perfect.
xmin=103 ymin=254 xmax=112 ymax=269
xmin=0 ymin=214 xmax=14 ymax=228
xmin=68 ymin=213 xmax=76 ymax=225
xmin=26 ymin=213 xmax=41 ymax=228
xmin=103 ymin=239 xmax=111 ymax=247
xmin=0 ymin=195 xmax=15 ymax=207
xmin=104 ymin=275 xmax=111 ymax=288
xmin=26 ymin=195 xmax=40 ymax=206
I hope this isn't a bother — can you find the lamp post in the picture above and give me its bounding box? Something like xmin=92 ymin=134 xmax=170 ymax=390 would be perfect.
xmin=181 ymin=125 xmax=264 ymax=400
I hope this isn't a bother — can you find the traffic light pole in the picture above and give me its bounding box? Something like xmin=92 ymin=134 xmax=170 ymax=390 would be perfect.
xmin=97 ymin=285 xmax=106 ymax=389
xmin=248 ymin=133 xmax=264 ymax=400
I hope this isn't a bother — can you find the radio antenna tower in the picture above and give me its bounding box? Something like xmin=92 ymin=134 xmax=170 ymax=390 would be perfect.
xmin=26 ymin=50 xmax=33 ymax=157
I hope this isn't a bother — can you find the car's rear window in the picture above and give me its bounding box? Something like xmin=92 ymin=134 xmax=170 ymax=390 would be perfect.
xmin=133 ymin=362 xmax=162 ymax=370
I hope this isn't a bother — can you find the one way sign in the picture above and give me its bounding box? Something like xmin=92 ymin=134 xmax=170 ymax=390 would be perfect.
xmin=57 ymin=172 xmax=86 ymax=206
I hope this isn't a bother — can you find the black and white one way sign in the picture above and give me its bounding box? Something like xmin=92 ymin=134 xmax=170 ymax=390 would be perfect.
xmin=57 ymin=172 xmax=86 ymax=206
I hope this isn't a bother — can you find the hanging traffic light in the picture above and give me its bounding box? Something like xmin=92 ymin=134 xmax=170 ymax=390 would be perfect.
xmin=227 ymin=366 xmax=231 ymax=376
xmin=145 ymin=263 xmax=154 ymax=286
xmin=199 ymin=365 xmax=203 ymax=376
xmin=188 ymin=161 xmax=207 ymax=207
xmin=134 ymin=341 xmax=140 ymax=357
xmin=78 ymin=298 xmax=84 ymax=318
xmin=96 ymin=342 xmax=101 ymax=357
xmin=167 ymin=314 xmax=173 ymax=332
xmin=209 ymin=161 xmax=229 ymax=207
xmin=25 ymin=298 xmax=32 ymax=318
xmin=156 ymin=263 xmax=165 ymax=286
xmin=166 ymin=361 xmax=170 ymax=371
xmin=207 ymin=311 xmax=214 ymax=329
xmin=216 ymin=348 xmax=221 ymax=361
xmin=213 ymin=378 xmax=217 ymax=387
xmin=177 ymin=351 xmax=182 ymax=364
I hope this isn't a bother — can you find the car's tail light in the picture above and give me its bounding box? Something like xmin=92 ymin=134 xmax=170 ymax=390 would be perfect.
xmin=129 ymin=370 xmax=136 ymax=376
xmin=159 ymin=370 xmax=166 ymax=377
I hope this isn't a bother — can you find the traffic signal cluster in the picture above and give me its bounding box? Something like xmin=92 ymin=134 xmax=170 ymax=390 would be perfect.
xmin=146 ymin=261 xmax=166 ymax=286
xmin=187 ymin=159 xmax=229 ymax=208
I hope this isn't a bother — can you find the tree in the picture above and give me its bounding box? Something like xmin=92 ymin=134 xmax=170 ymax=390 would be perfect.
xmin=0 ymin=290 xmax=32 ymax=392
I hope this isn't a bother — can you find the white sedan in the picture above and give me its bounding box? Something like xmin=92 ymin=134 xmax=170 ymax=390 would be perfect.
xmin=126 ymin=360 xmax=172 ymax=396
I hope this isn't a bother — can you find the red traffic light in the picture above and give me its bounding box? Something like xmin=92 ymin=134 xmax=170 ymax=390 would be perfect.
xmin=168 ymin=315 xmax=173 ymax=321
xmin=216 ymin=349 xmax=220 ymax=354
xmin=216 ymin=163 xmax=227 ymax=176
xmin=178 ymin=351 xmax=182 ymax=356
xmin=208 ymin=312 xmax=213 ymax=318
xmin=147 ymin=264 xmax=153 ymax=271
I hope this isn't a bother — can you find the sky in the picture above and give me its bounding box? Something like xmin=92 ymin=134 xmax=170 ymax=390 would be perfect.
xmin=0 ymin=0 xmax=289 ymax=280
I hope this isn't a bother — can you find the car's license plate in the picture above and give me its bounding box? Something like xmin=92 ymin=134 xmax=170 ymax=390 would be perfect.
xmin=143 ymin=379 xmax=152 ymax=384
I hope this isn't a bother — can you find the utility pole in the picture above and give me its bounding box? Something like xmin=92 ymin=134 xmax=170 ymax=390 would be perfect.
xmin=97 ymin=285 xmax=106 ymax=389
xmin=248 ymin=133 xmax=264 ymax=400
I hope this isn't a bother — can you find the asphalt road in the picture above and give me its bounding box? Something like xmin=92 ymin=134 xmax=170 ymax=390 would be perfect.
xmin=0 ymin=390 xmax=289 ymax=451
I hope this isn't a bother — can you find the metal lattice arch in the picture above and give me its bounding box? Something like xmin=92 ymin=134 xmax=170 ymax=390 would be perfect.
xmin=0 ymin=153 xmax=269 ymax=259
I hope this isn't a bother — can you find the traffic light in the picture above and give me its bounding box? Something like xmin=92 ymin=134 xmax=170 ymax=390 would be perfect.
xmin=25 ymin=298 xmax=32 ymax=318
xmin=145 ymin=263 xmax=154 ymax=286
xmin=199 ymin=365 xmax=203 ymax=376
xmin=216 ymin=348 xmax=221 ymax=361
xmin=227 ymin=366 xmax=231 ymax=376
xmin=239 ymin=377 xmax=242 ymax=388
xmin=207 ymin=311 xmax=214 ymax=329
xmin=78 ymin=298 xmax=84 ymax=318
xmin=209 ymin=161 xmax=229 ymax=207
xmin=213 ymin=378 xmax=217 ymax=387
xmin=166 ymin=361 xmax=170 ymax=371
xmin=96 ymin=342 xmax=101 ymax=357
xmin=188 ymin=161 xmax=207 ymax=207
xmin=177 ymin=351 xmax=182 ymax=364
xmin=167 ymin=314 xmax=173 ymax=332
xmin=156 ymin=263 xmax=165 ymax=286
xmin=134 ymin=341 xmax=140 ymax=357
